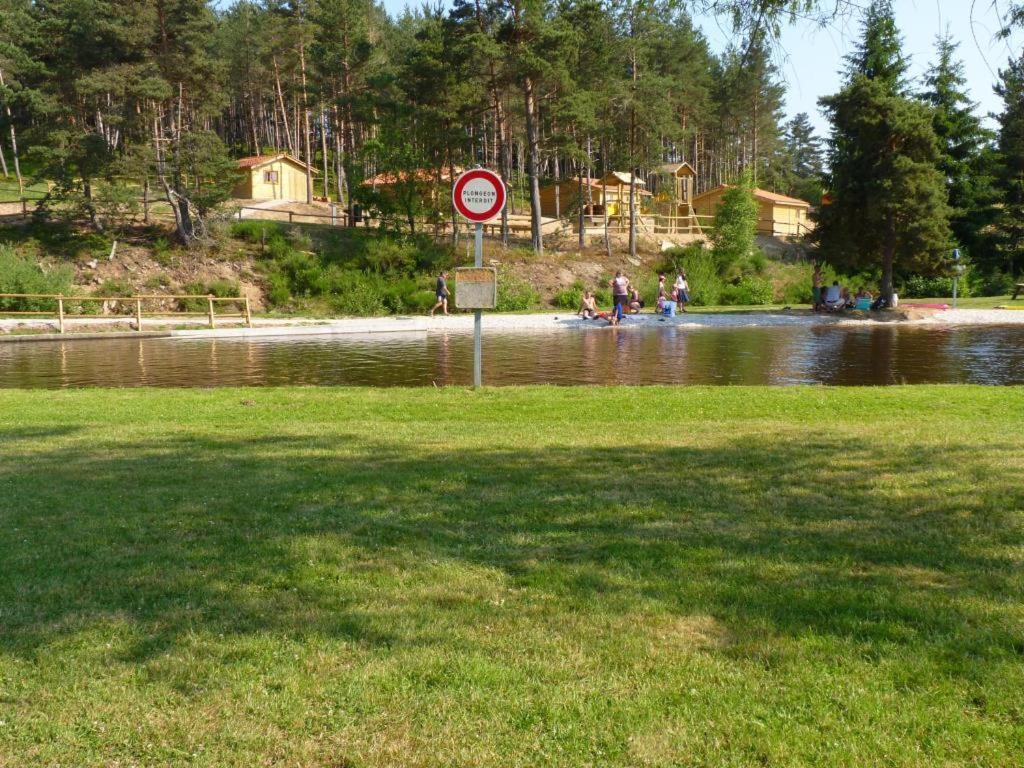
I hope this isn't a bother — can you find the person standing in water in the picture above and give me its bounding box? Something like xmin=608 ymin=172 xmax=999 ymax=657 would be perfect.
xmin=610 ymin=268 xmax=626 ymax=311
xmin=656 ymin=274 xmax=668 ymax=312
xmin=430 ymin=271 xmax=450 ymax=316
xmin=673 ymin=270 xmax=690 ymax=313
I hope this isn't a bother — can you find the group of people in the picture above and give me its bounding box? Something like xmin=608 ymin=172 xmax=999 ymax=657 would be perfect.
xmin=577 ymin=270 xmax=691 ymax=325
xmin=811 ymin=264 xmax=886 ymax=312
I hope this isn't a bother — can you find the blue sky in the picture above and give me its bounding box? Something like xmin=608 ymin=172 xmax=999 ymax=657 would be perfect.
xmin=375 ymin=0 xmax=1022 ymax=135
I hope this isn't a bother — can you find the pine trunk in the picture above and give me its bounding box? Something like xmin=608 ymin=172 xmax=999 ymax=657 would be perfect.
xmin=523 ymin=75 xmax=543 ymax=255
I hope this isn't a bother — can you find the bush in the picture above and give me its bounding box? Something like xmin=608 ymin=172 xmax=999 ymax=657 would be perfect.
xmin=0 ymin=245 xmax=74 ymax=311
xmin=92 ymin=278 xmax=134 ymax=298
xmin=178 ymin=279 xmax=243 ymax=312
xmin=900 ymin=274 xmax=958 ymax=299
xmin=360 ymin=238 xmax=417 ymax=274
xmin=969 ymin=270 xmax=1015 ymax=297
xmin=709 ymin=171 xmax=758 ymax=275
xmin=719 ymin=276 xmax=774 ymax=306
xmin=553 ymin=281 xmax=585 ymax=310
xmin=230 ymin=220 xmax=286 ymax=244
xmin=661 ymin=244 xmax=722 ymax=306
xmin=327 ymin=271 xmax=387 ymax=316
xmin=497 ymin=271 xmax=540 ymax=312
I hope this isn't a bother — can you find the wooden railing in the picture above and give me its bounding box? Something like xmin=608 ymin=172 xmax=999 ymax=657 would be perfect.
xmin=0 ymin=293 xmax=252 ymax=333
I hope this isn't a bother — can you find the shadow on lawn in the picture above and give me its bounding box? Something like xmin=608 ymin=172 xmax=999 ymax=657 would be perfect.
xmin=1 ymin=428 xmax=1021 ymax=668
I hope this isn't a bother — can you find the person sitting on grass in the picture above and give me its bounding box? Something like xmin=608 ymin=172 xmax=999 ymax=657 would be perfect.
xmin=823 ymin=281 xmax=844 ymax=311
xmin=578 ymin=290 xmax=598 ymax=320
xmin=429 ymin=271 xmax=450 ymax=316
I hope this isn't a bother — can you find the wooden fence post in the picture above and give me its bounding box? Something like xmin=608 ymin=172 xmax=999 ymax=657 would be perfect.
xmin=244 ymin=296 xmax=252 ymax=328
xmin=135 ymin=299 xmax=143 ymax=332
xmin=207 ymin=295 xmax=215 ymax=329
xmin=57 ymin=295 xmax=65 ymax=334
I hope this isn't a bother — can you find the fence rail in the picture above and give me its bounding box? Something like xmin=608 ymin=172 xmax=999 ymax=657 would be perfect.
xmin=0 ymin=293 xmax=251 ymax=333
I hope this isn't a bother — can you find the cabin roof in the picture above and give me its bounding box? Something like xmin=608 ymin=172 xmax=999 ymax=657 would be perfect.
xmin=363 ymin=167 xmax=463 ymax=186
xmin=693 ymin=184 xmax=810 ymax=208
xmin=657 ymin=162 xmax=697 ymax=177
xmin=598 ymin=171 xmax=647 ymax=187
xmin=237 ymin=153 xmax=316 ymax=173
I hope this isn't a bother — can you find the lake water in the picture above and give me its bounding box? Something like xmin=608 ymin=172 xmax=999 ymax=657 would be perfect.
xmin=2 ymin=324 xmax=1023 ymax=388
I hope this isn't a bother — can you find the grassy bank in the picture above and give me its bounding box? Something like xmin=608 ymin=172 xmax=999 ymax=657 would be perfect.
xmin=1 ymin=386 xmax=1023 ymax=766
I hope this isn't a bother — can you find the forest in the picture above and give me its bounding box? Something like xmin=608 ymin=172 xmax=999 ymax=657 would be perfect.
xmin=0 ymin=0 xmax=1022 ymax=302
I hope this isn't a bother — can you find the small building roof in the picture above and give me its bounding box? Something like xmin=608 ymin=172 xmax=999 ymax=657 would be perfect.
xmin=363 ymin=167 xmax=463 ymax=186
xmin=598 ymin=171 xmax=647 ymax=187
xmin=693 ymin=184 xmax=810 ymax=208
xmin=237 ymin=153 xmax=316 ymax=173
xmin=543 ymin=177 xmax=604 ymax=189
xmin=657 ymin=162 xmax=697 ymax=177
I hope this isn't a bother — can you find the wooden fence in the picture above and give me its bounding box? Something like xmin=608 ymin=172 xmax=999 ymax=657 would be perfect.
xmin=0 ymin=293 xmax=252 ymax=333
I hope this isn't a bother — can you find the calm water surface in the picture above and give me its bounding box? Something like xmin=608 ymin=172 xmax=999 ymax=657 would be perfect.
xmin=2 ymin=324 xmax=1023 ymax=388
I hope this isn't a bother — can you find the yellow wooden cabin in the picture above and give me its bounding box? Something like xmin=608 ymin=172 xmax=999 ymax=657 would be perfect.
xmin=232 ymin=154 xmax=315 ymax=201
xmin=692 ymin=184 xmax=813 ymax=238
xmin=539 ymin=178 xmax=602 ymax=217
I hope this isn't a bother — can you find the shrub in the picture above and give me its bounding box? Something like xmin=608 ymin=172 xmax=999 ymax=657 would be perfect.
xmin=266 ymin=272 xmax=291 ymax=307
xmin=971 ymin=269 xmax=1016 ymax=297
xmin=279 ymin=251 xmax=329 ymax=297
xmin=0 ymin=245 xmax=74 ymax=311
xmin=709 ymin=171 xmax=758 ymax=274
xmin=360 ymin=238 xmax=417 ymax=274
xmin=719 ymin=276 xmax=774 ymax=306
xmin=327 ymin=271 xmax=387 ymax=316
xmin=178 ymin=279 xmax=243 ymax=312
xmin=497 ymin=271 xmax=540 ymax=312
xmin=230 ymin=220 xmax=285 ymax=243
xmin=151 ymin=237 xmax=174 ymax=266
xmin=553 ymin=281 xmax=585 ymax=310
xmin=900 ymin=274 xmax=958 ymax=299
xmin=661 ymin=244 xmax=722 ymax=306
xmin=92 ymin=278 xmax=134 ymax=298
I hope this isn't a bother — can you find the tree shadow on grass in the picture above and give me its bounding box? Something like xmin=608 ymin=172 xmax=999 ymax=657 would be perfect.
xmin=1 ymin=430 xmax=1022 ymax=671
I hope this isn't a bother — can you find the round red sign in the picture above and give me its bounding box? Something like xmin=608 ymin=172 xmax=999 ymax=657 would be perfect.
xmin=452 ymin=168 xmax=506 ymax=222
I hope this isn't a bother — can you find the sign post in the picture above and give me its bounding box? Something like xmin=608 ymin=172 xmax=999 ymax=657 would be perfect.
xmin=952 ymin=248 xmax=962 ymax=309
xmin=452 ymin=168 xmax=506 ymax=388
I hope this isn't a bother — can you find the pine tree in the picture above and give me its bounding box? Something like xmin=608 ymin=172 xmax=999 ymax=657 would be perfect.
xmin=992 ymin=54 xmax=1024 ymax=278
xmin=817 ymin=2 xmax=951 ymax=303
xmin=781 ymin=112 xmax=823 ymax=203
xmin=844 ymin=0 xmax=906 ymax=93
xmin=920 ymin=33 xmax=997 ymax=267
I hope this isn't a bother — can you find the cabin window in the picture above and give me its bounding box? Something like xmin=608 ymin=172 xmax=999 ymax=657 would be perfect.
xmin=264 ymin=170 xmax=279 ymax=183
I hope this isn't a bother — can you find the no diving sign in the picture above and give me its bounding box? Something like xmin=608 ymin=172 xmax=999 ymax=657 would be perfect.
xmin=452 ymin=168 xmax=506 ymax=222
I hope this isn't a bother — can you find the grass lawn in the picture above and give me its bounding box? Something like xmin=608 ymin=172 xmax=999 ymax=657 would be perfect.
xmin=1 ymin=386 xmax=1023 ymax=766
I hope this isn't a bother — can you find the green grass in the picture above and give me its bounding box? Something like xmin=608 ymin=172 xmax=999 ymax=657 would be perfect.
xmin=0 ymin=175 xmax=48 ymax=202
xmin=1 ymin=386 xmax=1022 ymax=766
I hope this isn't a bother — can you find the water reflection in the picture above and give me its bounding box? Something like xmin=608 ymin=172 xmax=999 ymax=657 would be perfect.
xmin=0 ymin=325 xmax=1023 ymax=388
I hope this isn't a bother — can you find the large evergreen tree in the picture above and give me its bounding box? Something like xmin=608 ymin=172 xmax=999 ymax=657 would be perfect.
xmin=991 ymin=53 xmax=1024 ymax=278
xmin=919 ymin=33 xmax=997 ymax=268
xmin=817 ymin=0 xmax=951 ymax=303
xmin=780 ymin=112 xmax=823 ymax=203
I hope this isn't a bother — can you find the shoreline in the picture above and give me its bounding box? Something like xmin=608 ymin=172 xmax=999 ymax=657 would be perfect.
xmin=1 ymin=307 xmax=1023 ymax=343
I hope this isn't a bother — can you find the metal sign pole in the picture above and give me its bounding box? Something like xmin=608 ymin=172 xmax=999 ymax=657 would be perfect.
xmin=474 ymin=222 xmax=483 ymax=389
xmin=952 ymin=248 xmax=961 ymax=309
